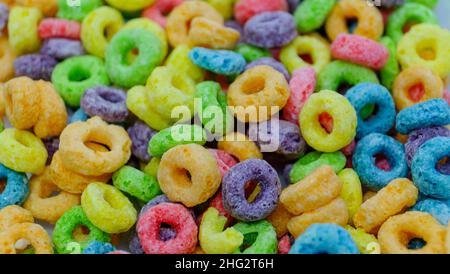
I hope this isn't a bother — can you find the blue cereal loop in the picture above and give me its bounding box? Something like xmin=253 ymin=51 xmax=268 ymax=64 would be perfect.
xmin=189 ymin=47 xmax=246 ymax=76
xmin=411 ymin=198 xmax=450 ymax=225
xmin=0 ymin=164 xmax=29 ymax=210
xmin=82 ymin=241 xmax=116 ymax=254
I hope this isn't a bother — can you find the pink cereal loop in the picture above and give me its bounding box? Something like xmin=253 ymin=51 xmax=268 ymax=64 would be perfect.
xmin=282 ymin=67 xmax=316 ymax=125
xmin=38 ymin=19 xmax=81 ymax=40
xmin=142 ymin=0 xmax=184 ymax=28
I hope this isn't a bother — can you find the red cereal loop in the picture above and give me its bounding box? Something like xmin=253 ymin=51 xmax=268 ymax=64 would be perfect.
xmin=443 ymin=90 xmax=450 ymax=105
xmin=341 ymin=139 xmax=356 ymax=157
xmin=209 ymin=192 xmax=233 ymax=224
xmin=137 ymin=203 xmax=198 ymax=254
xmin=331 ymin=34 xmax=389 ymax=70
xmin=209 ymin=149 xmax=238 ymax=177
xmin=142 ymin=0 xmax=184 ymax=28
xmin=234 ymin=0 xmax=288 ymax=25
xmin=38 ymin=19 xmax=81 ymax=40
xmin=282 ymin=67 xmax=316 ymax=125
xmin=278 ymin=235 xmax=291 ymax=254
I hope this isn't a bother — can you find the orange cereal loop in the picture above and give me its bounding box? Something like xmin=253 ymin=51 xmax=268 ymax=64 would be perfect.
xmin=33 ymin=80 xmax=68 ymax=138
xmin=14 ymin=0 xmax=58 ymax=16
xmin=325 ymin=0 xmax=383 ymax=41
xmin=266 ymin=203 xmax=294 ymax=238
xmin=395 ymin=133 xmax=408 ymax=144
xmin=166 ymin=1 xmax=223 ymax=47
xmin=188 ymin=17 xmax=240 ymax=50
xmin=287 ymin=198 xmax=349 ymax=238
xmin=0 ymin=205 xmax=34 ymax=232
xmin=194 ymin=246 xmax=205 ymax=254
xmin=353 ymin=178 xmax=418 ymax=234
xmin=446 ymin=223 xmax=450 ymax=254
xmin=378 ymin=211 xmax=446 ymax=254
xmin=59 ymin=116 xmax=131 ymax=176
xmin=4 ymin=76 xmax=41 ymax=129
xmin=228 ymin=66 xmax=290 ymax=123
xmin=393 ymin=67 xmax=443 ymax=111
xmin=0 ymin=223 xmax=53 ymax=254
xmin=49 ymin=151 xmax=111 ymax=194
xmin=0 ymin=37 xmax=16 ymax=82
xmin=158 ymin=144 xmax=222 ymax=207
xmin=217 ymin=132 xmax=262 ymax=161
xmin=23 ymin=167 xmax=80 ymax=223
xmin=280 ymin=166 xmax=343 ymax=215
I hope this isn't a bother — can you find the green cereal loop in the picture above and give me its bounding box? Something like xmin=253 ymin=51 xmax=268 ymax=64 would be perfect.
xmin=52 ymin=206 xmax=110 ymax=254
xmin=235 ymin=44 xmax=271 ymax=63
xmin=290 ymin=151 xmax=346 ymax=183
xmin=112 ymin=166 xmax=161 ymax=202
xmin=57 ymin=0 xmax=104 ymax=22
xmin=294 ymin=0 xmax=336 ymax=33
xmin=105 ymin=28 xmax=163 ymax=88
xmin=195 ymin=81 xmax=233 ymax=136
xmin=0 ymin=121 xmax=3 ymax=133
xmin=386 ymin=3 xmax=438 ymax=44
xmin=51 ymin=55 xmax=110 ymax=107
xmin=148 ymin=124 xmax=207 ymax=157
xmin=143 ymin=157 xmax=160 ymax=177
xmin=316 ymin=61 xmax=379 ymax=92
xmin=232 ymin=221 xmax=277 ymax=254
xmin=379 ymin=36 xmax=400 ymax=91
xmin=405 ymin=0 xmax=438 ymax=9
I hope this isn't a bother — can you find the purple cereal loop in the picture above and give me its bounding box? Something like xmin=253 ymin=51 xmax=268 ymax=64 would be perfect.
xmin=40 ymin=38 xmax=86 ymax=60
xmin=127 ymin=121 xmax=157 ymax=163
xmin=405 ymin=126 xmax=450 ymax=168
xmin=129 ymin=234 xmax=144 ymax=254
xmin=80 ymin=86 xmax=128 ymax=123
xmin=13 ymin=54 xmax=58 ymax=81
xmin=245 ymin=57 xmax=290 ymax=80
xmin=222 ymin=159 xmax=281 ymax=222
xmin=244 ymin=11 xmax=297 ymax=49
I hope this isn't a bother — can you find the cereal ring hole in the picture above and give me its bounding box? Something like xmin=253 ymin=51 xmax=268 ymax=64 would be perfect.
xmin=408 ymin=238 xmax=426 ymax=250
xmin=374 ymin=154 xmax=391 ymax=171
xmin=0 ymin=177 xmax=6 ymax=193
xmin=299 ymin=54 xmax=313 ymax=65
xmin=84 ymin=140 xmax=112 ymax=153
xmin=437 ymin=156 xmax=449 ymax=175
xmin=244 ymin=180 xmax=261 ymax=203
xmin=318 ymin=112 xmax=333 ymax=134
xmin=38 ymin=181 xmax=61 ymax=198
xmin=408 ymin=83 xmax=425 ymax=102
xmin=98 ymin=89 xmax=124 ymax=104
xmin=242 ymin=76 xmax=265 ymax=95
xmin=126 ymin=48 xmax=140 ymax=65
xmin=171 ymin=168 xmax=193 ymax=187
xmin=68 ymin=68 xmax=91 ymax=82
xmin=72 ymin=225 xmax=90 ymax=242
xmin=14 ymin=239 xmax=34 ymax=254
xmin=360 ymin=104 xmax=378 ymax=121
xmin=416 ymin=40 xmax=437 ymax=61
xmin=346 ymin=18 xmax=358 ymax=33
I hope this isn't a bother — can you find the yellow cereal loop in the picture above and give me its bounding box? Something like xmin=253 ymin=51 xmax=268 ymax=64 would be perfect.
xmin=0 ymin=37 xmax=16 ymax=82
xmin=81 ymin=182 xmax=137 ymax=234
xmin=202 ymin=0 xmax=236 ymax=20
xmin=217 ymin=132 xmax=263 ymax=161
xmin=0 ymin=223 xmax=53 ymax=254
xmin=300 ymin=90 xmax=357 ymax=153
xmin=280 ymin=166 xmax=343 ymax=215
xmin=0 ymin=206 xmax=34 ymax=232
xmin=188 ymin=17 xmax=240 ymax=50
xmin=123 ymin=18 xmax=168 ymax=59
xmin=166 ymin=1 xmax=223 ymax=47
xmin=7 ymin=6 xmax=42 ymax=55
xmin=143 ymin=157 xmax=160 ymax=177
xmin=199 ymin=207 xmax=244 ymax=254
xmin=338 ymin=168 xmax=363 ymax=222
xmin=446 ymin=223 xmax=450 ymax=254
xmin=165 ymin=45 xmax=205 ymax=83
xmin=280 ymin=35 xmax=331 ymax=74
xmin=393 ymin=67 xmax=443 ymax=111
xmin=105 ymin=0 xmax=155 ymax=12
xmin=0 ymin=128 xmax=47 ymax=174
xmin=397 ymin=24 xmax=450 ymax=78
xmin=378 ymin=211 xmax=446 ymax=254
xmin=345 ymin=225 xmax=380 ymax=254
xmin=81 ymin=6 xmax=124 ymax=58
xmin=287 ymin=198 xmax=349 ymax=238
xmin=128 ymin=66 xmax=196 ymax=130
xmin=353 ymin=178 xmax=418 ymax=234
xmin=228 ymin=66 xmax=290 ymax=123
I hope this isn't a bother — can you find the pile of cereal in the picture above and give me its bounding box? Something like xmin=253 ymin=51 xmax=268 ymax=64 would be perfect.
xmin=0 ymin=0 xmax=449 ymax=254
